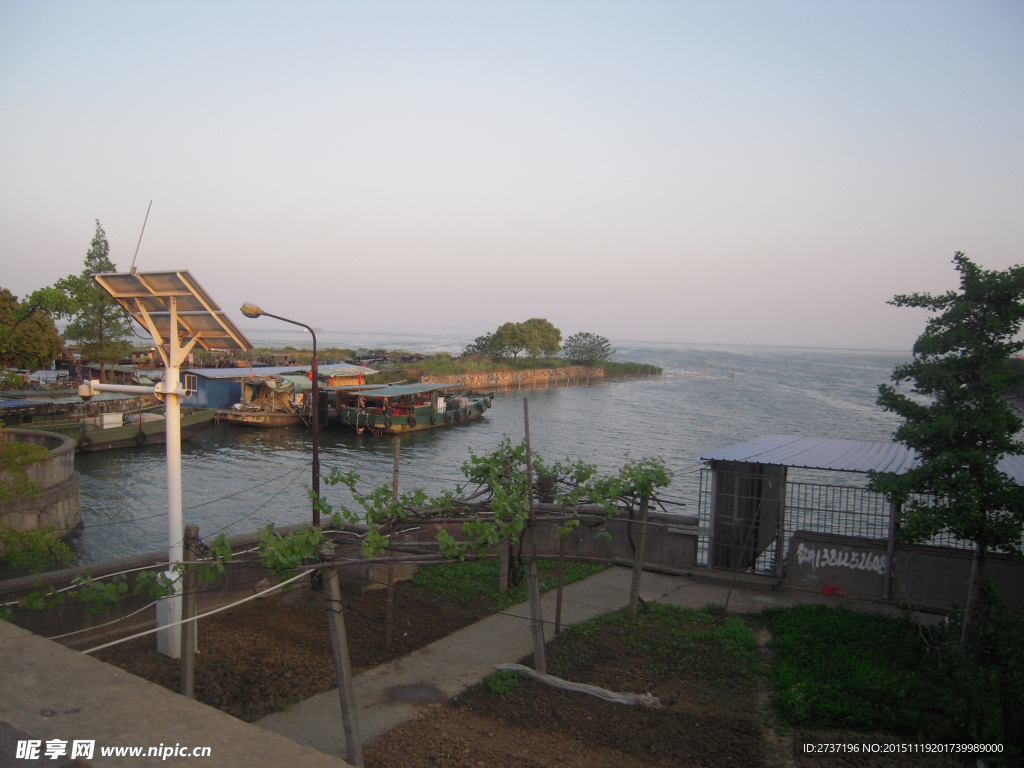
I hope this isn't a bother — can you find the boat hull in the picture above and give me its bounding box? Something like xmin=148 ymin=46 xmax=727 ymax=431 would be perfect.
xmin=335 ymin=395 xmax=493 ymax=435
xmin=17 ymin=408 xmax=218 ymax=452
xmin=215 ymin=409 xmax=304 ymax=428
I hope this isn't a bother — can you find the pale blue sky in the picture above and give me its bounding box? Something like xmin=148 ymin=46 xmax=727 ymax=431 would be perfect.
xmin=2 ymin=2 xmax=1022 ymax=349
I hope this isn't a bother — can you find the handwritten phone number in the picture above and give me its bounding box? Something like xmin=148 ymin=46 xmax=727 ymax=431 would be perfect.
xmin=801 ymin=743 xmax=1003 ymax=755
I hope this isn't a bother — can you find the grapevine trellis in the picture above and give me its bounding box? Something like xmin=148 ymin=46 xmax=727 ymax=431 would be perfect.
xmin=2 ymin=399 xmax=674 ymax=768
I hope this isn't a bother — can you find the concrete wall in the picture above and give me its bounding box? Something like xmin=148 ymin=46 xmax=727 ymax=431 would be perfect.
xmin=422 ymin=365 xmax=605 ymax=390
xmin=785 ymin=530 xmax=1024 ymax=613
xmin=0 ymin=429 xmax=81 ymax=537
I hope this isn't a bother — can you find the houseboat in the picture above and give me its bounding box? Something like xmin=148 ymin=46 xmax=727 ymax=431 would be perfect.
xmin=331 ymin=383 xmax=494 ymax=435
xmin=215 ymin=375 xmax=304 ymax=427
xmin=0 ymin=395 xmax=216 ymax=452
xmin=209 ymin=364 xmax=377 ymax=428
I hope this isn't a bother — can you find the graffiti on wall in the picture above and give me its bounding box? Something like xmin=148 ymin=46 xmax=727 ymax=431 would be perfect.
xmin=795 ymin=542 xmax=888 ymax=575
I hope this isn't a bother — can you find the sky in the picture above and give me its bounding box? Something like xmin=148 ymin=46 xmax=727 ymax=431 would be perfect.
xmin=1 ymin=1 xmax=1022 ymax=351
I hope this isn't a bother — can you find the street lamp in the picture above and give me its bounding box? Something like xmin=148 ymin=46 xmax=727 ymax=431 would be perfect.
xmin=241 ymin=303 xmax=321 ymax=527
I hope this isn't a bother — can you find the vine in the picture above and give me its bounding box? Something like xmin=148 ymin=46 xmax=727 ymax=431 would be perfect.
xmin=318 ymin=437 xmax=673 ymax=561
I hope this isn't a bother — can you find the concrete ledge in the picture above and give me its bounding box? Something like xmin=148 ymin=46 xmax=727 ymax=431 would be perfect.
xmin=0 ymin=619 xmax=352 ymax=768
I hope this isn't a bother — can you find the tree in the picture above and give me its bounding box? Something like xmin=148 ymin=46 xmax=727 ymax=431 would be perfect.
xmin=0 ymin=289 xmax=64 ymax=370
xmin=462 ymin=332 xmax=494 ymax=358
xmin=522 ymin=318 xmax=561 ymax=363
xmin=562 ymin=332 xmax=613 ymax=366
xmin=491 ymin=322 xmax=534 ymax=368
xmin=868 ymin=253 xmax=1024 ymax=640
xmin=55 ymin=221 xmax=133 ymax=381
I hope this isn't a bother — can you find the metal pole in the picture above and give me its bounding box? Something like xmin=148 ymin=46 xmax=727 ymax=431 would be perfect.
xmin=180 ymin=523 xmax=198 ymax=697
xmin=158 ymin=296 xmax=184 ymax=658
xmin=261 ymin=312 xmax=320 ymax=527
xmin=774 ymin=467 xmax=788 ymax=579
xmin=883 ymin=500 xmax=899 ymax=600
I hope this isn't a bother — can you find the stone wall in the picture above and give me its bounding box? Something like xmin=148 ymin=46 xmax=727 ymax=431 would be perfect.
xmin=422 ymin=365 xmax=605 ymax=390
xmin=0 ymin=429 xmax=81 ymax=537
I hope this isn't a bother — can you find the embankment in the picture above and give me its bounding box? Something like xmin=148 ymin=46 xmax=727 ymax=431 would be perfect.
xmin=421 ymin=365 xmax=604 ymax=390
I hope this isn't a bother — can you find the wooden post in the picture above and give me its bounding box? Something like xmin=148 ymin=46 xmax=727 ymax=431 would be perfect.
xmin=180 ymin=523 xmax=198 ymax=698
xmin=322 ymin=554 xmax=364 ymax=767
xmin=386 ymin=438 xmax=399 ymax=647
xmin=628 ymin=496 xmax=650 ymax=620
xmin=498 ymin=538 xmax=509 ymax=593
xmin=523 ymin=398 xmax=546 ymax=674
xmin=555 ymin=534 xmax=566 ymax=635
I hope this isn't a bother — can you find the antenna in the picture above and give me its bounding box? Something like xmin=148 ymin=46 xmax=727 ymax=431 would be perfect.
xmin=129 ymin=199 xmax=153 ymax=275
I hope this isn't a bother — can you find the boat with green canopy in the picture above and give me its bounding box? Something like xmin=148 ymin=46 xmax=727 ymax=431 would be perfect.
xmin=329 ymin=383 xmax=493 ymax=435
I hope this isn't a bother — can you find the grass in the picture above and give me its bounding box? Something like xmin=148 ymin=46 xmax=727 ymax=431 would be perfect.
xmin=546 ymin=602 xmax=759 ymax=683
xmin=410 ymin=557 xmax=607 ymax=613
xmin=484 ymin=669 xmax=528 ymax=695
xmin=761 ymin=604 xmax=930 ymax=733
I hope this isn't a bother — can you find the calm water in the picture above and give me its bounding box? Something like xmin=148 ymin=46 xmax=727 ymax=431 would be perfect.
xmin=68 ymin=337 xmax=910 ymax=564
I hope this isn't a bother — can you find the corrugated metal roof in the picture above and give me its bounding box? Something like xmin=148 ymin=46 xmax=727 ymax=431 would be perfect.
xmin=697 ymin=435 xmax=918 ymax=474
xmin=350 ymin=383 xmax=459 ymax=398
xmin=185 ymin=366 xmax=311 ymax=378
xmin=696 ymin=434 xmax=1024 ymax=485
xmin=317 ymin=364 xmax=378 ymax=376
xmin=185 ymin=363 xmax=377 ymax=379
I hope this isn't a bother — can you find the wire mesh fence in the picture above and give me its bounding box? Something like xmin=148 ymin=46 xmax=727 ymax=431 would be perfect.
xmin=696 ymin=467 xmax=974 ymax=572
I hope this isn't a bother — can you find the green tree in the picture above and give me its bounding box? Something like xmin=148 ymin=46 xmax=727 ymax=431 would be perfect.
xmin=868 ymin=253 xmax=1024 ymax=640
xmin=562 ymin=332 xmax=612 ymax=366
xmin=522 ymin=318 xmax=561 ymax=363
xmin=462 ymin=332 xmax=495 ymax=358
xmin=55 ymin=221 xmax=133 ymax=381
xmin=492 ymin=322 xmax=535 ymax=368
xmin=0 ymin=289 xmax=64 ymax=370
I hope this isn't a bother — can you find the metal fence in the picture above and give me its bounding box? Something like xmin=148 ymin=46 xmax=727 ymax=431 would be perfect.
xmin=696 ymin=468 xmax=973 ymax=572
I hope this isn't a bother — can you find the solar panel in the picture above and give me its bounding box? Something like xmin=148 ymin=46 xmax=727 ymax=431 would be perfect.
xmin=94 ymin=271 xmax=253 ymax=351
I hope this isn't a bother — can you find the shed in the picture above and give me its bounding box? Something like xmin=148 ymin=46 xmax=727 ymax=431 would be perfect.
xmin=695 ymin=434 xmax=1024 ymax=579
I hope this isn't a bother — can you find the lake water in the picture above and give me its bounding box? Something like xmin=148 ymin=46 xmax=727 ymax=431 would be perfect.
xmin=68 ymin=336 xmax=911 ymax=564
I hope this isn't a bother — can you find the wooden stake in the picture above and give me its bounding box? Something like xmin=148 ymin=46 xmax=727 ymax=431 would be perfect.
xmin=555 ymin=534 xmax=566 ymax=635
xmin=628 ymin=496 xmax=650 ymax=620
xmin=523 ymin=398 xmax=546 ymax=673
xmin=180 ymin=523 xmax=198 ymax=698
xmin=322 ymin=556 xmax=364 ymax=767
xmin=498 ymin=538 xmax=509 ymax=594
xmin=386 ymin=439 xmax=399 ymax=647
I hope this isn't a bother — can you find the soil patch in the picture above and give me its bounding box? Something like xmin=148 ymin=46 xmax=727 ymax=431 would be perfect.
xmin=365 ymin=604 xmax=972 ymax=768
xmin=365 ymin=604 xmax=763 ymax=768
xmin=94 ymin=580 xmax=489 ymax=722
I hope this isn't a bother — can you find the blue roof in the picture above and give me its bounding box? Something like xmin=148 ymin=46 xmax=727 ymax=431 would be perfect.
xmin=184 ymin=366 xmax=312 ymax=379
xmin=185 ymin=363 xmax=376 ymax=379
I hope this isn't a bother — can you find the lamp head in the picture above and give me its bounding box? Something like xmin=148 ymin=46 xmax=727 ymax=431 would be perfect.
xmin=240 ymin=302 xmax=264 ymax=319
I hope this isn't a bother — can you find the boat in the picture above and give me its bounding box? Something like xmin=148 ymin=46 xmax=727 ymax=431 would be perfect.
xmin=330 ymin=384 xmax=494 ymax=435
xmin=0 ymin=400 xmax=217 ymax=452
xmin=215 ymin=409 xmax=303 ymax=428
xmin=214 ymin=374 xmax=304 ymax=427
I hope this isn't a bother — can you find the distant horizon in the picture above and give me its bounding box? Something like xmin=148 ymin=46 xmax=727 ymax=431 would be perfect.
xmin=4 ymin=2 xmax=1020 ymax=350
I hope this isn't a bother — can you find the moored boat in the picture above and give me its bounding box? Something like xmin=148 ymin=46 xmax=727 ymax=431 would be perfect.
xmin=0 ymin=402 xmax=217 ymax=452
xmin=330 ymin=384 xmax=494 ymax=435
